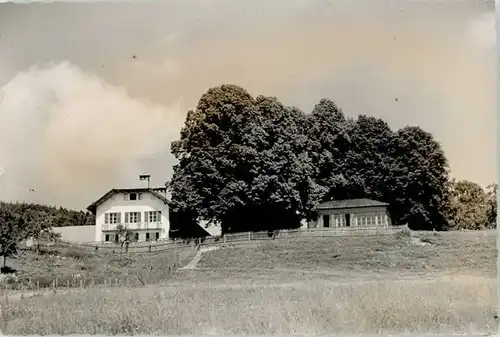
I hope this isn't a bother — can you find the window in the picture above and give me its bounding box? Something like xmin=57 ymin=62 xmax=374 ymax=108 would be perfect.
xmin=104 ymin=212 xmax=121 ymax=224
xmin=338 ymin=215 xmax=346 ymax=227
xmin=114 ymin=235 xmax=119 ymax=244
xmin=145 ymin=233 xmax=150 ymax=242
xmin=105 ymin=234 xmax=110 ymax=242
xmin=366 ymin=216 xmax=372 ymax=226
xmin=126 ymin=192 xmax=143 ymax=201
xmin=146 ymin=211 xmax=161 ymax=223
xmin=125 ymin=212 xmax=141 ymax=223
xmin=134 ymin=233 xmax=139 ymax=242
xmin=155 ymin=232 xmax=160 ymax=241
xmin=357 ymin=216 xmax=364 ymax=226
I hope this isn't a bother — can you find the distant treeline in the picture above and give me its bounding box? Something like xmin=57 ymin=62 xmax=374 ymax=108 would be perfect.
xmin=0 ymin=201 xmax=95 ymax=227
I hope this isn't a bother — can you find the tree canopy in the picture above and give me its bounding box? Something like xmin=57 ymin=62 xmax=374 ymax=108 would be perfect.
xmin=0 ymin=201 xmax=93 ymax=268
xmin=169 ymin=84 xmax=490 ymax=234
xmin=447 ymin=180 xmax=496 ymax=230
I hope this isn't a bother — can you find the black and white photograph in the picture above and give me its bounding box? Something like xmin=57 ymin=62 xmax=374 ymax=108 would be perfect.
xmin=0 ymin=0 xmax=497 ymax=335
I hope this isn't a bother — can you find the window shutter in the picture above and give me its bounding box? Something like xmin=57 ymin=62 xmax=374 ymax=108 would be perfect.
xmin=124 ymin=212 xmax=128 ymax=223
xmin=124 ymin=193 xmax=129 ymax=201
xmin=157 ymin=211 xmax=161 ymax=220
xmin=105 ymin=213 xmax=109 ymax=224
xmin=138 ymin=212 xmax=141 ymax=223
xmin=117 ymin=213 xmax=121 ymax=224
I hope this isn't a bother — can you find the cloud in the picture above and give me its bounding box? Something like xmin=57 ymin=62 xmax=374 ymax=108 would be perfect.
xmin=0 ymin=62 xmax=183 ymax=208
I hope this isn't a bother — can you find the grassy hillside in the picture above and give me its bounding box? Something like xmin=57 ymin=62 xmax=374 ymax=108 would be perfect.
xmin=197 ymin=230 xmax=497 ymax=277
xmin=2 ymin=242 xmax=197 ymax=289
xmin=0 ymin=230 xmax=497 ymax=335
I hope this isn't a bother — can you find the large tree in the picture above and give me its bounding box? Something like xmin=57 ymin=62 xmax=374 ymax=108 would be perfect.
xmin=485 ymin=183 xmax=497 ymax=227
xmin=388 ymin=126 xmax=451 ymax=230
xmin=307 ymin=99 xmax=350 ymax=201
xmin=448 ymin=180 xmax=496 ymax=230
xmin=169 ymin=85 xmax=316 ymax=234
xmin=169 ymin=84 xmax=256 ymax=234
xmin=344 ymin=115 xmax=395 ymax=201
xmin=221 ymin=96 xmax=318 ymax=232
xmin=0 ymin=205 xmax=24 ymax=269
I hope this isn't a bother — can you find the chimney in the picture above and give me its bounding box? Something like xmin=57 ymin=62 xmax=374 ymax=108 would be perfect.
xmin=139 ymin=174 xmax=151 ymax=189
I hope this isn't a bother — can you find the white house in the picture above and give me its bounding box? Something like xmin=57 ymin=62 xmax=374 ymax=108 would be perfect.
xmin=87 ymin=187 xmax=170 ymax=243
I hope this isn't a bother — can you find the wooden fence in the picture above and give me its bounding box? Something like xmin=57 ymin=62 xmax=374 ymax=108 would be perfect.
xmin=1 ymin=226 xmax=401 ymax=295
xmin=201 ymin=226 xmax=403 ymax=245
xmin=46 ymin=225 xmax=402 ymax=252
xmin=2 ymin=242 xmax=201 ymax=294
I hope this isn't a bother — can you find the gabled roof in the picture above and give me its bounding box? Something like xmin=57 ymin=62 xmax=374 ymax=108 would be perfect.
xmin=316 ymin=198 xmax=389 ymax=210
xmin=87 ymin=188 xmax=169 ymax=214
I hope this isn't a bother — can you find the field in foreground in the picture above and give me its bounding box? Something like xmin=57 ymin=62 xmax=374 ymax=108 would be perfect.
xmin=0 ymin=230 xmax=497 ymax=335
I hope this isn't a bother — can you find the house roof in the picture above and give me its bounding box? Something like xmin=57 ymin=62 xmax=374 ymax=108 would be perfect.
xmin=316 ymin=198 xmax=389 ymax=210
xmin=87 ymin=188 xmax=169 ymax=214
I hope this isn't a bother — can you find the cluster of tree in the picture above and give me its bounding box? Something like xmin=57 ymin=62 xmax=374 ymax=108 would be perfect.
xmin=448 ymin=180 xmax=496 ymax=230
xmin=0 ymin=202 xmax=95 ymax=227
xmin=0 ymin=202 xmax=95 ymax=269
xmin=169 ymin=84 xmax=497 ymax=235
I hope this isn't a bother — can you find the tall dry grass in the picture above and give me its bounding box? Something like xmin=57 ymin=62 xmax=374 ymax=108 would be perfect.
xmin=0 ymin=277 xmax=496 ymax=335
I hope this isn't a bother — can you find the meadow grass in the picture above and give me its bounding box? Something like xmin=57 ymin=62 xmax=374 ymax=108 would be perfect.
xmin=0 ymin=276 xmax=496 ymax=335
xmin=0 ymin=230 xmax=497 ymax=335
xmin=4 ymin=242 xmax=196 ymax=289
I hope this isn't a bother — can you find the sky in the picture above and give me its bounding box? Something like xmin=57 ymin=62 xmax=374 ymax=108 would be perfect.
xmin=0 ymin=0 xmax=496 ymax=210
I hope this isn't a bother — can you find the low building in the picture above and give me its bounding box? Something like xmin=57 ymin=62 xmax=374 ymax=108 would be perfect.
xmin=308 ymin=198 xmax=391 ymax=228
xmin=52 ymin=225 xmax=95 ymax=243
xmin=87 ymin=187 xmax=170 ymax=243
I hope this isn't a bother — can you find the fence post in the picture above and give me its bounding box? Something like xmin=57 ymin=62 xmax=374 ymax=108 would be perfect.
xmin=36 ymin=280 xmax=40 ymax=293
xmin=67 ymin=279 xmax=70 ymax=289
xmin=55 ymin=278 xmax=58 ymax=289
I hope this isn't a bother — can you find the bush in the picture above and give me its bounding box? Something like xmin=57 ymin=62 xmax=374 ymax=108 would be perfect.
xmin=59 ymin=247 xmax=92 ymax=260
xmin=397 ymin=224 xmax=412 ymax=238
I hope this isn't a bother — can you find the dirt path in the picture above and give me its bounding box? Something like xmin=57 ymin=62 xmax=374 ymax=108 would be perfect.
xmin=179 ymin=246 xmax=220 ymax=270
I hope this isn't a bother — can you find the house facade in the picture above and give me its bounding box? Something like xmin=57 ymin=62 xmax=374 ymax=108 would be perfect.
xmin=308 ymin=198 xmax=391 ymax=228
xmin=87 ymin=187 xmax=170 ymax=243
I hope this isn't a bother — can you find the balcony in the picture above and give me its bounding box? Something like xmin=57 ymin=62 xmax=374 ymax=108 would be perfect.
xmin=102 ymin=222 xmax=163 ymax=231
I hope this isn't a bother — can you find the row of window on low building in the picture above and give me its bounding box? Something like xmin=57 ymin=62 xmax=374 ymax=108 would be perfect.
xmin=104 ymin=231 xmax=160 ymax=243
xmin=104 ymin=211 xmax=162 ymax=224
xmin=321 ymin=212 xmax=388 ymax=228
